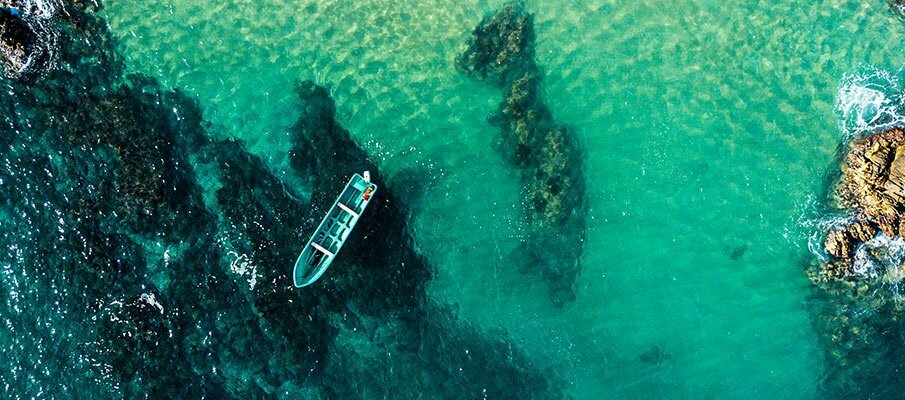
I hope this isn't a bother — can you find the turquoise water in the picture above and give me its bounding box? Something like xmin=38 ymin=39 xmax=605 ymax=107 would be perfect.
xmin=3 ymin=0 xmax=905 ymax=398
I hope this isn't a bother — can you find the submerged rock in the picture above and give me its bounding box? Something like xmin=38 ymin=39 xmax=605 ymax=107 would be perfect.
xmin=726 ymin=243 xmax=748 ymax=261
xmin=0 ymin=5 xmax=37 ymax=74
xmin=456 ymin=1 xmax=534 ymax=84
xmin=638 ymin=345 xmax=671 ymax=366
xmin=459 ymin=2 xmax=586 ymax=306
xmin=818 ymin=127 xmax=905 ymax=280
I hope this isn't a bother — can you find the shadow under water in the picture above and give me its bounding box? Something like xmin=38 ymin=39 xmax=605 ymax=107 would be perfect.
xmin=457 ymin=2 xmax=588 ymax=307
xmin=0 ymin=2 xmax=563 ymax=398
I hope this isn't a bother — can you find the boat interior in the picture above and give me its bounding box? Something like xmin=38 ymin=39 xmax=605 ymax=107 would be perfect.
xmin=302 ymin=176 xmax=372 ymax=268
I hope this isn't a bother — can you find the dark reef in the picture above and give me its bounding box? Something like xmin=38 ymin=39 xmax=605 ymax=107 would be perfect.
xmin=0 ymin=2 xmax=563 ymax=398
xmin=458 ymin=2 xmax=587 ymax=306
xmin=820 ymin=127 xmax=905 ymax=278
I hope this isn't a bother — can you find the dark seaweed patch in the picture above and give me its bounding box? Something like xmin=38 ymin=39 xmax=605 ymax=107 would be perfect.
xmin=458 ymin=2 xmax=587 ymax=306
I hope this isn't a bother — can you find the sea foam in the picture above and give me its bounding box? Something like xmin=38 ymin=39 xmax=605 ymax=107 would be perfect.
xmin=835 ymin=66 xmax=905 ymax=137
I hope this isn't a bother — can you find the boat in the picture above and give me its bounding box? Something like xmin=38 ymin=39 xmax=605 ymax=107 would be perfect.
xmin=293 ymin=172 xmax=377 ymax=287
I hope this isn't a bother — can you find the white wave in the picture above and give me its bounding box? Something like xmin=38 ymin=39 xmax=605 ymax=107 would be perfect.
xmin=835 ymin=66 xmax=905 ymax=137
xmin=139 ymin=292 xmax=164 ymax=314
xmin=227 ymin=251 xmax=260 ymax=290
xmin=795 ymin=194 xmax=858 ymax=262
xmin=796 ymin=66 xmax=905 ymax=301
xmin=16 ymin=0 xmax=59 ymax=19
xmin=852 ymin=234 xmax=905 ymax=297
xmin=0 ymin=0 xmax=61 ymax=78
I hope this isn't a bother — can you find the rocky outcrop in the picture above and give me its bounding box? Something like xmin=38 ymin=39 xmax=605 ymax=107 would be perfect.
xmin=811 ymin=126 xmax=905 ymax=397
xmin=823 ymin=220 xmax=877 ymax=260
xmin=458 ymin=2 xmax=587 ymax=306
xmin=817 ymin=128 xmax=905 ymax=279
xmin=837 ymin=127 xmax=905 ymax=220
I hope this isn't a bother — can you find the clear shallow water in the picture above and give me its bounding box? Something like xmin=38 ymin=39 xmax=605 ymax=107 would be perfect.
xmin=3 ymin=0 xmax=905 ymax=398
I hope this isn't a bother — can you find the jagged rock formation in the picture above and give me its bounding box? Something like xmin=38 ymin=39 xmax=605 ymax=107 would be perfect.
xmin=837 ymin=128 xmax=905 ymax=220
xmin=819 ymin=127 xmax=905 ymax=279
xmin=458 ymin=2 xmax=587 ymax=306
xmin=0 ymin=3 xmax=564 ymax=399
xmin=823 ymin=220 xmax=876 ymax=262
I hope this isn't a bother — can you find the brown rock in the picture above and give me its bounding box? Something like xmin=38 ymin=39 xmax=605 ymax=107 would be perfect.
xmin=885 ymin=144 xmax=905 ymax=198
xmin=839 ymin=127 xmax=905 ymax=220
xmin=875 ymin=214 xmax=902 ymax=237
xmin=820 ymin=128 xmax=905 ymax=279
xmin=824 ymin=220 xmax=878 ymax=260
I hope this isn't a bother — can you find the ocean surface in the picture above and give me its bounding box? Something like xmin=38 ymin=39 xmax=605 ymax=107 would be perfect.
xmin=3 ymin=0 xmax=905 ymax=398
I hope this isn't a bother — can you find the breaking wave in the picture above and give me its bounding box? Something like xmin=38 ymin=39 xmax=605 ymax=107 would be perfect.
xmin=0 ymin=0 xmax=62 ymax=79
xmin=852 ymin=234 xmax=905 ymax=292
xmin=792 ymin=194 xmax=855 ymax=262
xmin=835 ymin=66 xmax=905 ymax=137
